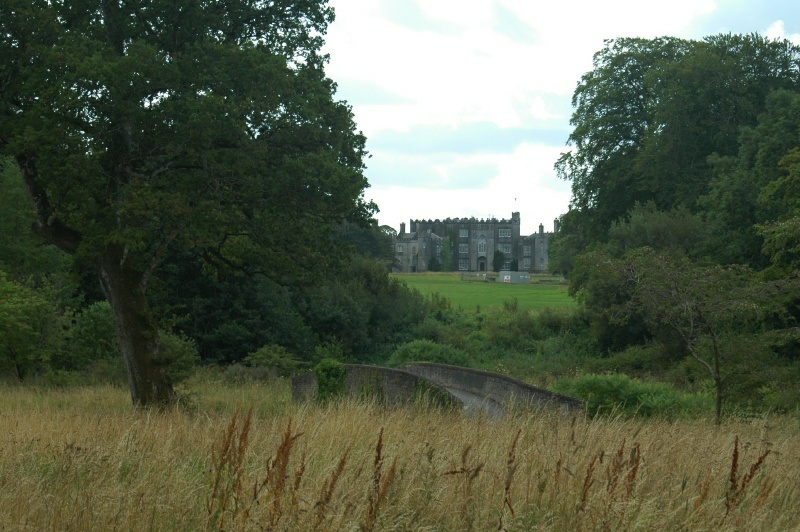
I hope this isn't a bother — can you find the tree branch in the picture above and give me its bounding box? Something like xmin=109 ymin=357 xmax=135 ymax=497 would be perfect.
xmin=15 ymin=154 xmax=82 ymax=254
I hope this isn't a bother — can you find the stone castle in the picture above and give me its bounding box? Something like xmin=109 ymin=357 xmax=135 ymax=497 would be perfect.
xmin=394 ymin=212 xmax=557 ymax=273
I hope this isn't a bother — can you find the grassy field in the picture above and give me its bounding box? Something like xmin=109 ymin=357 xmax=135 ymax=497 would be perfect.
xmin=2 ymin=374 xmax=799 ymax=530
xmin=392 ymin=272 xmax=576 ymax=311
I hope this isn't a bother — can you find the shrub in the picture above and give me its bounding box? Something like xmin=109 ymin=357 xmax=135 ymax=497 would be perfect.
xmin=314 ymin=358 xmax=345 ymax=401
xmin=587 ymin=344 xmax=676 ymax=376
xmin=157 ymin=331 xmax=200 ymax=384
xmin=388 ymin=339 xmax=470 ymax=367
xmin=536 ymin=307 xmax=585 ymax=335
xmin=502 ymin=296 xmax=519 ymax=313
xmin=483 ymin=309 xmax=542 ymax=349
xmin=244 ymin=344 xmax=306 ymax=377
xmin=314 ymin=339 xmax=345 ymax=363
xmin=554 ymin=373 xmax=712 ymax=418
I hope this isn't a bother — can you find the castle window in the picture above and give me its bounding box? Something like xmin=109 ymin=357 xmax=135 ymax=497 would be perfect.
xmin=499 ymin=228 xmax=511 ymax=238
xmin=396 ymin=244 xmax=404 ymax=253
xmin=499 ymin=243 xmax=511 ymax=254
xmin=458 ymin=259 xmax=469 ymax=270
xmin=458 ymin=243 xmax=469 ymax=254
xmin=502 ymin=259 xmax=512 ymax=270
xmin=523 ymin=245 xmax=531 ymax=256
xmin=459 ymin=229 xmax=469 ymax=238
xmin=478 ymin=238 xmax=487 ymax=254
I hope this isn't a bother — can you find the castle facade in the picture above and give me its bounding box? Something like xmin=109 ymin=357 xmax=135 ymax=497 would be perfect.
xmin=394 ymin=212 xmax=557 ymax=273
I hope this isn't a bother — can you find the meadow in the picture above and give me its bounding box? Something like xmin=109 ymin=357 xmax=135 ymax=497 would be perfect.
xmin=2 ymin=372 xmax=799 ymax=530
xmin=391 ymin=272 xmax=576 ymax=311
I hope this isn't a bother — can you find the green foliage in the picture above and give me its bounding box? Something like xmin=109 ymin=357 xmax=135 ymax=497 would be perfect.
xmin=483 ymin=309 xmax=539 ymax=351
xmin=314 ymin=340 xmax=345 ymax=363
xmin=0 ymin=272 xmax=57 ymax=381
xmin=440 ymin=231 xmax=455 ymax=272
xmin=536 ymin=307 xmax=586 ymax=335
xmin=153 ymin=265 xmax=317 ymax=365
xmin=502 ymin=296 xmax=519 ymax=313
xmin=492 ymin=250 xmax=505 ymax=272
xmin=0 ymin=160 xmax=72 ymax=282
xmin=549 ymin=34 xmax=800 ymax=417
xmin=759 ymin=217 xmax=800 ymax=272
xmin=156 ymin=332 xmax=199 ymax=384
xmin=605 ymin=202 xmax=708 ymax=259
xmin=568 ymin=250 xmax=648 ymax=352
xmin=702 ymin=89 xmax=800 ymax=267
xmin=556 ymin=34 xmax=800 ymax=257
xmin=338 ymin=221 xmax=395 ymax=265
xmin=554 ymin=373 xmax=712 ymax=418
xmin=301 ymin=258 xmax=429 ymax=363
xmin=587 ymin=344 xmax=680 ymax=377
xmin=244 ymin=345 xmax=307 ymax=377
xmin=388 ymin=339 xmax=470 ymax=367
xmin=547 ymin=211 xmax=588 ymax=276
xmin=757 ymin=360 xmax=800 ymax=413
xmin=314 ymin=358 xmax=345 ymax=402
xmin=57 ymin=301 xmax=118 ymax=372
xmin=0 ymin=0 xmax=373 ymax=406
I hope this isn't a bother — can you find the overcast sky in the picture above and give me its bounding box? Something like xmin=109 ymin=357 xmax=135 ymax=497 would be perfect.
xmin=322 ymin=1 xmax=800 ymax=235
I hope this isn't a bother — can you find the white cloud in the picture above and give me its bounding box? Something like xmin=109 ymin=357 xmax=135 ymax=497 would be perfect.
xmin=529 ymin=96 xmax=562 ymax=121
xmin=765 ymin=20 xmax=800 ymax=45
xmin=323 ymin=0 xmax=725 ymax=232
xmin=326 ymin=0 xmax=721 ymax=136
xmin=368 ymin=143 xmax=571 ymax=235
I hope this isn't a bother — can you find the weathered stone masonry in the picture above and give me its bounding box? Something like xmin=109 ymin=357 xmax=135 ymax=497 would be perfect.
xmin=291 ymin=363 xmax=583 ymax=415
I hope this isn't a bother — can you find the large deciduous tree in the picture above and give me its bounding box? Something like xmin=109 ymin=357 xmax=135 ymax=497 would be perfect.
xmin=555 ymin=34 xmax=800 ymax=258
xmin=0 ymin=1 xmax=374 ymax=406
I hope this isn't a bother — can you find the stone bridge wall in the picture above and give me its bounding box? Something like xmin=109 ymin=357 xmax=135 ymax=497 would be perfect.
xmin=401 ymin=362 xmax=583 ymax=413
xmin=292 ymin=363 xmax=583 ymax=414
xmin=291 ymin=365 xmax=459 ymax=408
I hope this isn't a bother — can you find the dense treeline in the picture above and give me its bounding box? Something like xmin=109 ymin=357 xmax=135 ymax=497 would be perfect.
xmin=0 ymin=159 xmax=428 ymax=383
xmin=551 ymin=33 xmax=800 ymax=421
xmin=3 ymin=22 xmax=800 ymax=421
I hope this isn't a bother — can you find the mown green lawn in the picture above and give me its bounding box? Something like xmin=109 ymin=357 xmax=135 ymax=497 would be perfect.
xmin=391 ymin=272 xmax=576 ymax=311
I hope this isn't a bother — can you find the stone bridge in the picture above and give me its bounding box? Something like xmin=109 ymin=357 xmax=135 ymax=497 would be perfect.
xmin=291 ymin=363 xmax=582 ymax=416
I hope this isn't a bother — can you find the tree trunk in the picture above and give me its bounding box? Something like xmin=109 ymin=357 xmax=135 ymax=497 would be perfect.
xmin=98 ymin=247 xmax=175 ymax=407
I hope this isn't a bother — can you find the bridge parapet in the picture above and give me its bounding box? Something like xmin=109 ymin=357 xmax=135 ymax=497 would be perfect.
xmin=401 ymin=363 xmax=583 ymax=413
xmin=291 ymin=364 xmax=460 ymax=408
xmin=291 ymin=363 xmax=583 ymax=415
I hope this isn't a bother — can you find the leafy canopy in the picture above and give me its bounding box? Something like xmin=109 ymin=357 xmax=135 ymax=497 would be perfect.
xmin=0 ymin=0 xmax=373 ymax=281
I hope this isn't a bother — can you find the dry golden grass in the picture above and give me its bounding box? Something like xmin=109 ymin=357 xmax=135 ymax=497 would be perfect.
xmin=1 ymin=376 xmax=799 ymax=531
